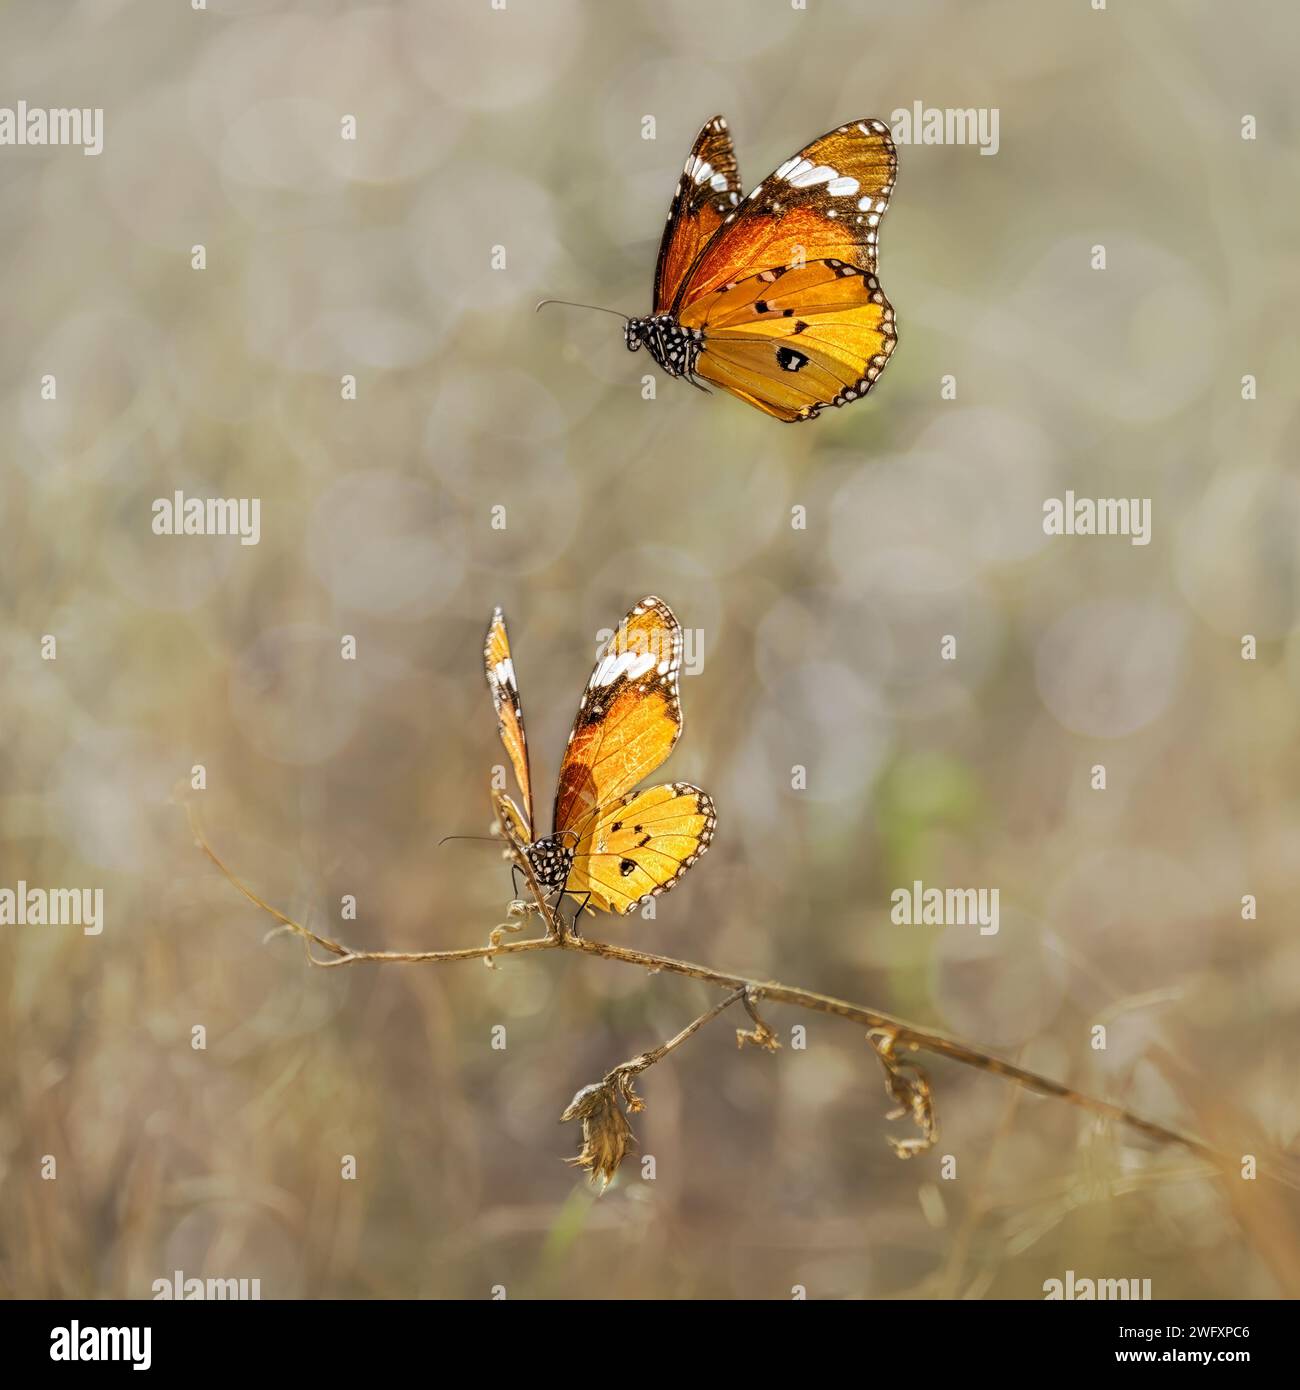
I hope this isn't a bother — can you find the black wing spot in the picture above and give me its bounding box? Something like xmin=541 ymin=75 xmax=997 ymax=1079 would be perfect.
xmin=619 ymin=858 xmax=637 ymax=878
xmin=777 ymin=346 xmax=810 ymax=372
xmin=755 ymin=300 xmax=769 ymax=314
xmin=792 ymin=320 xmax=808 ymax=334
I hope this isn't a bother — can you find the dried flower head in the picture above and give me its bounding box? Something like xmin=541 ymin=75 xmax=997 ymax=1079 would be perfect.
xmin=869 ymin=1029 xmax=938 ymax=1158
xmin=560 ymin=1072 xmax=643 ymax=1189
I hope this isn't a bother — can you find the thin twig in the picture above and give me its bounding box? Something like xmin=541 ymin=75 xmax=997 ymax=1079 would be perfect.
xmin=610 ymin=987 xmax=748 ymax=1080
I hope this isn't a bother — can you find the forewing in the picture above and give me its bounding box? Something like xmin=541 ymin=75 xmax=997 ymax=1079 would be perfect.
xmin=674 ymin=119 xmax=895 ymax=312
xmin=653 ymin=115 xmax=744 ymax=313
xmin=553 ymin=597 xmax=683 ymax=839
xmin=569 ymin=782 xmax=716 ymax=915
xmin=484 ymin=607 xmax=534 ymax=835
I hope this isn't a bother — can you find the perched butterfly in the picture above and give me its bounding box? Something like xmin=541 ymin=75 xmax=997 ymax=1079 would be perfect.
xmin=484 ymin=597 xmax=716 ymax=923
xmin=542 ymin=115 xmax=897 ymax=422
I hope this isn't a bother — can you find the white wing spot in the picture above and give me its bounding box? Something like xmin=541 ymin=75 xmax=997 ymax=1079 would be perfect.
xmin=787 ymin=163 xmax=839 ymax=189
xmin=591 ymin=649 xmax=657 ymax=688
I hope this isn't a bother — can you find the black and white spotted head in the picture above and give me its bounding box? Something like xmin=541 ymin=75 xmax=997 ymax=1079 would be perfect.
xmin=625 ymin=313 xmax=704 ymax=379
xmin=525 ymin=834 xmax=574 ymax=890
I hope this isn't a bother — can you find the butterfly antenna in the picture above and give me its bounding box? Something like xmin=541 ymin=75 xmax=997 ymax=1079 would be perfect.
xmin=535 ymin=298 xmax=629 ymax=321
xmin=437 ymin=834 xmax=501 ymax=848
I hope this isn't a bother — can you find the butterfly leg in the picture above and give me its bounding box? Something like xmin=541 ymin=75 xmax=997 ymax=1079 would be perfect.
xmin=507 ymin=861 xmax=534 ymax=919
xmin=563 ymin=891 xmax=592 ymax=939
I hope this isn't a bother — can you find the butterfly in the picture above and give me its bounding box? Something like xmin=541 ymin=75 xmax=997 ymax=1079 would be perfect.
xmin=543 ymin=115 xmax=898 ymax=422
xmin=484 ymin=596 xmax=716 ymax=923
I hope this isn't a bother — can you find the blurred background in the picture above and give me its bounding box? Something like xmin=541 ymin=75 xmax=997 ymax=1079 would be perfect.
xmin=1 ymin=0 xmax=1298 ymax=1299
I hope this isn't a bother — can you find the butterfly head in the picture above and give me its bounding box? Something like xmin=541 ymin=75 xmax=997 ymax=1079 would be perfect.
xmin=526 ymin=834 xmax=575 ymax=890
xmin=625 ymin=313 xmax=703 ymax=380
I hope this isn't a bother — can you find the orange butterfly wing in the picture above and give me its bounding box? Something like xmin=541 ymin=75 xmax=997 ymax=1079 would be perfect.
xmin=484 ymin=607 xmax=534 ymax=836
xmin=552 ymin=596 xmax=683 ymax=842
xmin=682 ymin=259 xmax=896 ymax=422
xmin=673 ymin=119 xmax=896 ymax=313
xmin=654 ymin=115 xmax=744 ymax=314
xmin=569 ymin=782 xmax=716 ymax=915
xmin=665 ymin=119 xmax=897 ymax=422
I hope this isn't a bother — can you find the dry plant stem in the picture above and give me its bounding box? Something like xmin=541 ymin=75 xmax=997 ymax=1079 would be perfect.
xmin=560 ymin=936 xmax=1215 ymax=1160
xmin=189 ymin=805 xmax=554 ymax=967
xmin=189 ymin=803 xmax=1220 ymax=1167
xmin=609 ymin=987 xmax=748 ymax=1083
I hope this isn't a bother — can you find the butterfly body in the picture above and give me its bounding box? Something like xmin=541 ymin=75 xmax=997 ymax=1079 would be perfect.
xmin=625 ymin=314 xmax=705 ymax=381
xmin=484 ymin=598 xmax=715 ymax=921
xmin=603 ymin=114 xmax=899 ymax=421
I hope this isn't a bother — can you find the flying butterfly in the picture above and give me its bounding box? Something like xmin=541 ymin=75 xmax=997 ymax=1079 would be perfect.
xmin=540 ymin=115 xmax=898 ymax=422
xmin=484 ymin=597 xmax=716 ymax=924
